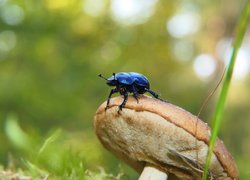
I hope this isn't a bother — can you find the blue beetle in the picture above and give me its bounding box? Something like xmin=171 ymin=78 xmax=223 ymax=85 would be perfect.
xmin=99 ymin=72 xmax=159 ymax=111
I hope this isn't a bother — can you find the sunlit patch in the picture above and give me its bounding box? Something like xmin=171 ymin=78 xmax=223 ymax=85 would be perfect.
xmin=216 ymin=38 xmax=250 ymax=80
xmin=110 ymin=0 xmax=158 ymax=26
xmin=83 ymin=0 xmax=106 ymax=17
xmin=172 ymin=40 xmax=194 ymax=62
xmin=0 ymin=30 xmax=16 ymax=52
xmin=233 ymin=49 xmax=250 ymax=80
xmin=1 ymin=4 xmax=24 ymax=25
xmin=44 ymin=0 xmax=75 ymax=10
xmin=225 ymin=48 xmax=250 ymax=80
xmin=193 ymin=54 xmax=216 ymax=79
xmin=167 ymin=12 xmax=200 ymax=38
xmin=71 ymin=16 xmax=97 ymax=36
xmin=216 ymin=38 xmax=231 ymax=60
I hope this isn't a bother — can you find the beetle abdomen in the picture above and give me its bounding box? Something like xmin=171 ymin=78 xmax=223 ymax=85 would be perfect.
xmin=128 ymin=72 xmax=150 ymax=88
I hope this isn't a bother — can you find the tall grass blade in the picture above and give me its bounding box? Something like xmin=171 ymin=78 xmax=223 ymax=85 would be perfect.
xmin=203 ymin=2 xmax=250 ymax=179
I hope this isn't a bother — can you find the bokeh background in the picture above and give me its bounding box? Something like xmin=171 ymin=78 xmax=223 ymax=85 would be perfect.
xmin=0 ymin=0 xmax=249 ymax=179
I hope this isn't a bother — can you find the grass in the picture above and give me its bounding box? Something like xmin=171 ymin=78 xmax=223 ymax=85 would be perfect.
xmin=2 ymin=114 xmax=127 ymax=179
xmin=202 ymin=1 xmax=250 ymax=179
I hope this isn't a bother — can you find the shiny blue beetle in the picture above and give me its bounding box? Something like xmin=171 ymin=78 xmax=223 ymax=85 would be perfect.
xmin=99 ymin=72 xmax=159 ymax=111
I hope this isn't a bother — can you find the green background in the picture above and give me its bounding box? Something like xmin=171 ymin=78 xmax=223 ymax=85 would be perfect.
xmin=0 ymin=0 xmax=249 ymax=179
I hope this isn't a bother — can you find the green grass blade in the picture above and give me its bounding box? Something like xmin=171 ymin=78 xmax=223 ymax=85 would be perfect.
xmin=38 ymin=129 xmax=62 ymax=157
xmin=203 ymin=2 xmax=250 ymax=179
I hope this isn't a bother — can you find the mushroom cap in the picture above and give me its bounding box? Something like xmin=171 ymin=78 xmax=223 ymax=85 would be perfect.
xmin=94 ymin=95 xmax=238 ymax=179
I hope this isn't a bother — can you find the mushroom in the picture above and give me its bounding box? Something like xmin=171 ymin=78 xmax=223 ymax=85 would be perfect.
xmin=94 ymin=95 xmax=238 ymax=179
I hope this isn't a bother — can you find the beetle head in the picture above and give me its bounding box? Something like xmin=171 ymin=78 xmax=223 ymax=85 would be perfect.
xmin=99 ymin=73 xmax=117 ymax=86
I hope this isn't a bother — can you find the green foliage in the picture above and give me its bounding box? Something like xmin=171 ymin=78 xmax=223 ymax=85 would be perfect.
xmin=4 ymin=115 xmax=128 ymax=179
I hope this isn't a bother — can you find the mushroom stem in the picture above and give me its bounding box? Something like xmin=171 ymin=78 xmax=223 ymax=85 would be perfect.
xmin=139 ymin=164 xmax=168 ymax=180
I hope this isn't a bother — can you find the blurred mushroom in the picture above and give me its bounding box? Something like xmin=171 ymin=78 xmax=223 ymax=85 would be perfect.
xmin=94 ymin=95 xmax=238 ymax=179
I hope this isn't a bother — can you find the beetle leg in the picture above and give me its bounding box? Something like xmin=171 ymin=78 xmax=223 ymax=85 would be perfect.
xmin=106 ymin=88 xmax=118 ymax=110
xmin=119 ymin=90 xmax=128 ymax=112
xmin=145 ymin=88 xmax=169 ymax=103
xmin=132 ymin=85 xmax=139 ymax=103
xmin=145 ymin=88 xmax=159 ymax=99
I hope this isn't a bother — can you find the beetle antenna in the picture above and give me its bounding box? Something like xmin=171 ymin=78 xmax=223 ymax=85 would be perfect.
xmin=98 ymin=74 xmax=108 ymax=80
xmin=113 ymin=73 xmax=116 ymax=80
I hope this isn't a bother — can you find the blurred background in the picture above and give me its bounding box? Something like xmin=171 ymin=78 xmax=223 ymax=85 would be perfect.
xmin=0 ymin=0 xmax=249 ymax=179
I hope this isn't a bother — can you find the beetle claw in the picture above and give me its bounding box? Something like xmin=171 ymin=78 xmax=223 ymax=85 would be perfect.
xmin=117 ymin=105 xmax=123 ymax=114
xmin=118 ymin=105 xmax=123 ymax=111
xmin=105 ymin=105 xmax=110 ymax=111
xmin=133 ymin=95 xmax=139 ymax=103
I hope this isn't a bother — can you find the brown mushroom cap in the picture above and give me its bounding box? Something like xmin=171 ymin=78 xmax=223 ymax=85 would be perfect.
xmin=94 ymin=95 xmax=238 ymax=179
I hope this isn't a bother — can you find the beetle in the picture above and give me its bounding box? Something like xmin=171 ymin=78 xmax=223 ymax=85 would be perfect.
xmin=99 ymin=72 xmax=160 ymax=111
